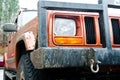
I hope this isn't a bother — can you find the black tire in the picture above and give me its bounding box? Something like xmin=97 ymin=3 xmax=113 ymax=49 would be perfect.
xmin=16 ymin=54 xmax=39 ymax=80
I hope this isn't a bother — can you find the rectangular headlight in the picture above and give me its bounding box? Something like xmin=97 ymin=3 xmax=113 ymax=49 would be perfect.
xmin=54 ymin=18 xmax=76 ymax=36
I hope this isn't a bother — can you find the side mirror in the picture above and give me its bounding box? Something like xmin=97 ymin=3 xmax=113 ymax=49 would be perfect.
xmin=3 ymin=23 xmax=17 ymax=32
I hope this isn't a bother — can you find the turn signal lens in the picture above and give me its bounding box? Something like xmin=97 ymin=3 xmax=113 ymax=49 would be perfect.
xmin=54 ymin=37 xmax=83 ymax=45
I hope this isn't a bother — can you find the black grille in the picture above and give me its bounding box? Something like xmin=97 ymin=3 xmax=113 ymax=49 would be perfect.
xmin=111 ymin=19 xmax=120 ymax=44
xmin=84 ymin=17 xmax=96 ymax=44
xmin=98 ymin=18 xmax=104 ymax=45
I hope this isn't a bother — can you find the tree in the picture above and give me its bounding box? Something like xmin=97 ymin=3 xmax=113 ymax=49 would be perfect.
xmin=0 ymin=0 xmax=3 ymax=22
xmin=0 ymin=0 xmax=19 ymax=26
xmin=2 ymin=0 xmax=19 ymax=23
xmin=0 ymin=0 xmax=19 ymax=55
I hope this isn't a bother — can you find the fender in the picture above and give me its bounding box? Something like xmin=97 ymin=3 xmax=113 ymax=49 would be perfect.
xmin=23 ymin=31 xmax=36 ymax=50
xmin=16 ymin=31 xmax=36 ymax=50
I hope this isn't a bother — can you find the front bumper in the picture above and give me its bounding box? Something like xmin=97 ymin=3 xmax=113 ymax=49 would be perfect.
xmin=30 ymin=47 xmax=120 ymax=69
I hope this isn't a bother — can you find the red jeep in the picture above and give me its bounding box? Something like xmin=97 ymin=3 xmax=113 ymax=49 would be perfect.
xmin=3 ymin=0 xmax=120 ymax=80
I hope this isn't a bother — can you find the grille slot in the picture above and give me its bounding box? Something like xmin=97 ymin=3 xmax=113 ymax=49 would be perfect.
xmin=111 ymin=19 xmax=120 ymax=44
xmin=98 ymin=18 xmax=104 ymax=45
xmin=84 ymin=17 xmax=96 ymax=44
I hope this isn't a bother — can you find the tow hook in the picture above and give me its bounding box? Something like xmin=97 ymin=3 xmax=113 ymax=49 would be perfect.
xmin=90 ymin=59 xmax=101 ymax=73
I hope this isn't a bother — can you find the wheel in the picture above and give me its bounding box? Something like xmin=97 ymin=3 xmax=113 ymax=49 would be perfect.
xmin=16 ymin=53 xmax=39 ymax=80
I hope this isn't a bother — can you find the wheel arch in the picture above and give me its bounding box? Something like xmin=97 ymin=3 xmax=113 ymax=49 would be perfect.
xmin=15 ymin=40 xmax=27 ymax=69
xmin=15 ymin=31 xmax=37 ymax=68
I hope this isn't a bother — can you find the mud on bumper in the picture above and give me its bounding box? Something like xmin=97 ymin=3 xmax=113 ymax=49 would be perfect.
xmin=30 ymin=47 xmax=120 ymax=69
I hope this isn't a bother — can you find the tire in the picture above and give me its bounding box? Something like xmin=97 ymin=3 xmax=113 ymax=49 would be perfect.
xmin=16 ymin=54 xmax=39 ymax=80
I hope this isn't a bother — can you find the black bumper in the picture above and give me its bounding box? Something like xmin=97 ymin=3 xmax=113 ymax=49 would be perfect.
xmin=30 ymin=47 xmax=120 ymax=69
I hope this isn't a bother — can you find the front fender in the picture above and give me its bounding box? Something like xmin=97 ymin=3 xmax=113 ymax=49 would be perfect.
xmin=16 ymin=31 xmax=36 ymax=50
xmin=23 ymin=31 xmax=36 ymax=50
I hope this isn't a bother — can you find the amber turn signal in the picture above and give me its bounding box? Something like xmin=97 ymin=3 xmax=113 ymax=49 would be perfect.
xmin=54 ymin=37 xmax=83 ymax=45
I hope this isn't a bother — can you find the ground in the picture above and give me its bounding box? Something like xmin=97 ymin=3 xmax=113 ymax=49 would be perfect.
xmin=0 ymin=68 xmax=4 ymax=80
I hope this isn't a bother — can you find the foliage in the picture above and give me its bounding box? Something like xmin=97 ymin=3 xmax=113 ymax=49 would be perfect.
xmin=0 ymin=47 xmax=5 ymax=55
xmin=0 ymin=0 xmax=19 ymax=55
xmin=0 ymin=0 xmax=19 ymax=24
xmin=0 ymin=0 xmax=3 ymax=22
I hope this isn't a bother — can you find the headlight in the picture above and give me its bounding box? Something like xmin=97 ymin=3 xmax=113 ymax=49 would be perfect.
xmin=53 ymin=17 xmax=83 ymax=45
xmin=54 ymin=18 xmax=76 ymax=36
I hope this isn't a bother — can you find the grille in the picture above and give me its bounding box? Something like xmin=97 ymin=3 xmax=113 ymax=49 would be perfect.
xmin=84 ymin=17 xmax=96 ymax=44
xmin=98 ymin=18 xmax=104 ymax=45
xmin=111 ymin=19 xmax=120 ymax=44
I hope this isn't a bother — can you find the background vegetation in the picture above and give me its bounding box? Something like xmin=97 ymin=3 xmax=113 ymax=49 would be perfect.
xmin=0 ymin=0 xmax=19 ymax=55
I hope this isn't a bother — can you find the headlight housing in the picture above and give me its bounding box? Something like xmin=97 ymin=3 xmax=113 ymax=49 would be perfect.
xmin=53 ymin=17 xmax=83 ymax=45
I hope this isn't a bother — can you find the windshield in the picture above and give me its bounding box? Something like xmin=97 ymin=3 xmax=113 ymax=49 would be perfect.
xmin=17 ymin=10 xmax=37 ymax=28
